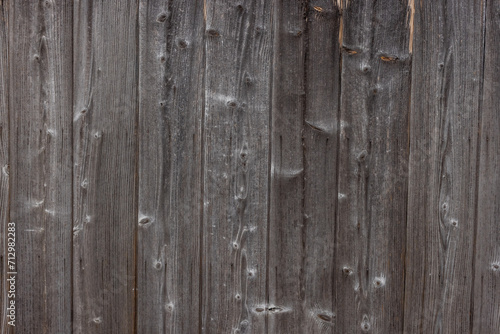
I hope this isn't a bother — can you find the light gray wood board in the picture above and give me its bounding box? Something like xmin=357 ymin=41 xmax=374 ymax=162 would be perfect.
xmin=136 ymin=0 xmax=204 ymax=333
xmin=7 ymin=1 xmax=73 ymax=333
xmin=403 ymin=0 xmax=484 ymax=332
xmin=471 ymin=0 xmax=500 ymax=332
xmin=72 ymin=0 xmax=138 ymax=333
xmin=201 ymin=0 xmax=273 ymax=333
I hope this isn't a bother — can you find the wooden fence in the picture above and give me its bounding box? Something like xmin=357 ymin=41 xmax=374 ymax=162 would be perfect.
xmin=0 ymin=0 xmax=499 ymax=333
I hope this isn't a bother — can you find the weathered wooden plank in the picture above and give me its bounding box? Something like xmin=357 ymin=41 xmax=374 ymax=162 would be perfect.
xmin=8 ymin=0 xmax=73 ymax=332
xmin=72 ymin=1 xmax=138 ymax=333
xmin=0 ymin=1 xmax=10 ymax=331
xmin=201 ymin=0 xmax=273 ymax=332
xmin=268 ymin=1 xmax=306 ymax=333
xmin=471 ymin=0 xmax=499 ymax=332
xmin=136 ymin=0 xmax=204 ymax=333
xmin=403 ymin=0 xmax=484 ymax=332
xmin=301 ymin=1 xmax=341 ymax=333
xmin=335 ymin=0 xmax=411 ymax=332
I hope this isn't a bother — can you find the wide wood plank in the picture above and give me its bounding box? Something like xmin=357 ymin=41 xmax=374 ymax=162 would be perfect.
xmin=335 ymin=0 xmax=411 ymax=332
xmin=268 ymin=1 xmax=306 ymax=333
xmin=471 ymin=0 xmax=500 ymax=332
xmin=201 ymin=0 xmax=273 ymax=332
xmin=403 ymin=0 xmax=484 ymax=332
xmin=136 ymin=0 xmax=205 ymax=333
xmin=72 ymin=1 xmax=138 ymax=333
xmin=301 ymin=1 xmax=341 ymax=333
xmin=8 ymin=0 xmax=73 ymax=332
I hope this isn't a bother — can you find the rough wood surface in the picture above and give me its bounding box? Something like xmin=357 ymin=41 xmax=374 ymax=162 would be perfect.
xmin=302 ymin=1 xmax=341 ymax=333
xmin=268 ymin=1 xmax=306 ymax=333
xmin=336 ymin=0 xmax=411 ymax=332
xmin=0 ymin=1 xmax=499 ymax=333
xmin=202 ymin=1 xmax=272 ymax=332
xmin=471 ymin=0 xmax=500 ymax=332
xmin=7 ymin=1 xmax=73 ymax=333
xmin=403 ymin=0 xmax=484 ymax=333
xmin=0 ymin=1 xmax=9 ymax=332
xmin=136 ymin=0 xmax=204 ymax=332
xmin=72 ymin=1 xmax=138 ymax=333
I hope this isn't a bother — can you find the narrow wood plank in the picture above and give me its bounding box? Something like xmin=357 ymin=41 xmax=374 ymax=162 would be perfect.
xmin=136 ymin=0 xmax=204 ymax=333
xmin=301 ymin=1 xmax=341 ymax=332
xmin=404 ymin=0 xmax=484 ymax=332
xmin=72 ymin=1 xmax=138 ymax=332
xmin=268 ymin=1 xmax=306 ymax=333
xmin=471 ymin=0 xmax=500 ymax=331
xmin=202 ymin=1 xmax=273 ymax=332
xmin=0 ymin=1 xmax=10 ymax=331
xmin=8 ymin=0 xmax=73 ymax=332
xmin=335 ymin=0 xmax=411 ymax=332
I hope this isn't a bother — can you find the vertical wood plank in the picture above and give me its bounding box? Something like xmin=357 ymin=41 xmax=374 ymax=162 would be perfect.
xmin=302 ymin=1 xmax=341 ymax=332
xmin=72 ymin=1 xmax=138 ymax=333
xmin=8 ymin=0 xmax=73 ymax=332
xmin=202 ymin=0 xmax=273 ymax=332
xmin=136 ymin=0 xmax=204 ymax=333
xmin=0 ymin=1 xmax=9 ymax=331
xmin=268 ymin=1 xmax=306 ymax=333
xmin=335 ymin=0 xmax=411 ymax=332
xmin=404 ymin=0 xmax=484 ymax=332
xmin=471 ymin=0 xmax=499 ymax=331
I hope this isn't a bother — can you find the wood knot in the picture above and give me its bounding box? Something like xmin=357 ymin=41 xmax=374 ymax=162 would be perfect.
xmin=207 ymin=28 xmax=220 ymax=37
xmin=157 ymin=13 xmax=167 ymax=22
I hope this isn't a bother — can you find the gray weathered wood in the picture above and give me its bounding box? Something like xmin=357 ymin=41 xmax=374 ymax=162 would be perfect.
xmin=0 ymin=1 xmax=9 ymax=331
xmin=268 ymin=1 xmax=306 ymax=333
xmin=0 ymin=1 xmax=499 ymax=333
xmin=335 ymin=0 xmax=411 ymax=332
xmin=404 ymin=0 xmax=484 ymax=332
xmin=136 ymin=0 xmax=204 ymax=332
xmin=302 ymin=1 xmax=341 ymax=333
xmin=7 ymin=1 xmax=73 ymax=333
xmin=201 ymin=1 xmax=273 ymax=332
xmin=471 ymin=0 xmax=500 ymax=332
xmin=72 ymin=1 xmax=138 ymax=332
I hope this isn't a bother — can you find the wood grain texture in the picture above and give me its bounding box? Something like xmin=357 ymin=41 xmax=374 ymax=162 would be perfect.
xmin=471 ymin=0 xmax=500 ymax=332
xmin=0 ymin=1 xmax=9 ymax=331
xmin=136 ymin=0 xmax=204 ymax=333
xmin=268 ymin=1 xmax=307 ymax=333
xmin=72 ymin=1 xmax=138 ymax=333
xmin=335 ymin=0 xmax=411 ymax=332
xmin=1 ymin=1 xmax=499 ymax=333
xmin=404 ymin=0 xmax=484 ymax=333
xmin=201 ymin=1 xmax=273 ymax=332
xmin=8 ymin=1 xmax=73 ymax=333
xmin=302 ymin=1 xmax=341 ymax=333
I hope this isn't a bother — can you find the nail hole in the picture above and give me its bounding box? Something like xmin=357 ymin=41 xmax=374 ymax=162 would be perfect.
xmin=207 ymin=28 xmax=220 ymax=37
xmin=177 ymin=39 xmax=188 ymax=49
xmin=157 ymin=13 xmax=167 ymax=22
